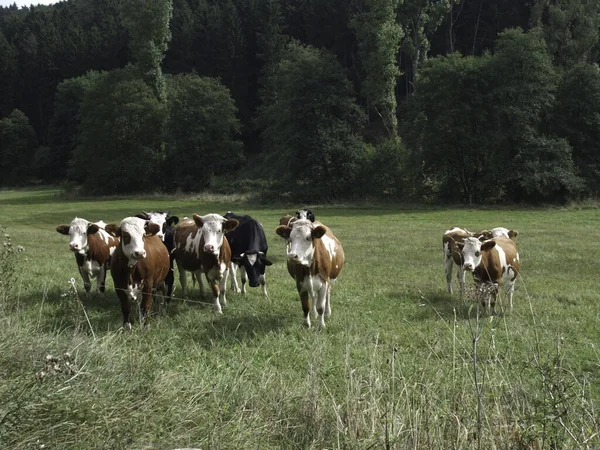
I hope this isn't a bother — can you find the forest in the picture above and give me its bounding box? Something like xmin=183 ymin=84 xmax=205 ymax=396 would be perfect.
xmin=1 ymin=0 xmax=599 ymax=203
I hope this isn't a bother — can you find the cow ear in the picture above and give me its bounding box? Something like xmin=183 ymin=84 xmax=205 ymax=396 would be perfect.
xmin=105 ymin=224 xmax=120 ymax=237
xmin=478 ymin=230 xmax=492 ymax=240
xmin=508 ymin=230 xmax=519 ymax=239
xmin=311 ymin=225 xmax=327 ymax=239
xmin=145 ymin=222 xmax=161 ymax=236
xmin=231 ymin=255 xmax=243 ymax=264
xmin=56 ymin=225 xmax=70 ymax=235
xmin=167 ymin=215 xmax=179 ymax=226
xmin=275 ymin=225 xmax=291 ymax=239
xmin=260 ymin=254 xmax=273 ymax=266
xmin=192 ymin=213 xmax=204 ymax=227
xmin=224 ymin=218 xmax=239 ymax=232
xmin=87 ymin=224 xmax=100 ymax=235
xmin=481 ymin=240 xmax=496 ymax=251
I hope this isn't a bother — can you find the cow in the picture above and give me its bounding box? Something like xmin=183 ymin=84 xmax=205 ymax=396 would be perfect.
xmin=458 ymin=236 xmax=520 ymax=314
xmin=490 ymin=227 xmax=519 ymax=239
xmin=56 ymin=218 xmax=119 ymax=300
xmin=443 ymin=227 xmax=493 ymax=294
xmin=134 ymin=211 xmax=179 ymax=298
xmin=224 ymin=212 xmax=272 ymax=297
xmin=172 ymin=213 xmax=239 ymax=313
xmin=105 ymin=217 xmax=170 ymax=329
xmin=275 ymin=219 xmax=345 ymax=328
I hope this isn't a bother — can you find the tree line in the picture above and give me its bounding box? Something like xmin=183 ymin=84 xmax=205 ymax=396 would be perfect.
xmin=1 ymin=0 xmax=599 ymax=203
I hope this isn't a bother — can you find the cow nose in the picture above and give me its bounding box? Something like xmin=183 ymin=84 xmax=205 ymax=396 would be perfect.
xmin=463 ymin=263 xmax=473 ymax=271
xmin=204 ymin=244 xmax=215 ymax=253
xmin=133 ymin=250 xmax=146 ymax=259
xmin=287 ymin=252 xmax=299 ymax=260
xmin=69 ymin=243 xmax=79 ymax=250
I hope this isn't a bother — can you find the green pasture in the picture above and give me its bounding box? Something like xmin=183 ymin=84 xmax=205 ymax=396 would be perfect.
xmin=1 ymin=188 xmax=599 ymax=449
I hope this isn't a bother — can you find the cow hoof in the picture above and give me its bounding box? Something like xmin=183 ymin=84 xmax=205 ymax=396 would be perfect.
xmin=124 ymin=322 xmax=132 ymax=332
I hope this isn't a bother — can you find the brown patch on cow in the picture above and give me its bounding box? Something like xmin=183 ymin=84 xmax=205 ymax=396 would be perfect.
xmin=279 ymin=215 xmax=296 ymax=227
xmin=110 ymin=234 xmax=169 ymax=326
xmin=275 ymin=225 xmax=291 ymax=239
xmin=472 ymin=237 xmax=520 ymax=284
xmin=145 ymin=222 xmax=161 ymax=236
xmin=105 ymin=224 xmax=120 ymax=237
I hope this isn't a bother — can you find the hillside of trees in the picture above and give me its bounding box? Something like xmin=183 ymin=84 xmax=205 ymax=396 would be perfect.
xmin=1 ymin=0 xmax=600 ymax=203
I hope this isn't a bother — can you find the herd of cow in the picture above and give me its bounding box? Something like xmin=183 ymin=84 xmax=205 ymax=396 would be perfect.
xmin=55 ymin=209 xmax=520 ymax=330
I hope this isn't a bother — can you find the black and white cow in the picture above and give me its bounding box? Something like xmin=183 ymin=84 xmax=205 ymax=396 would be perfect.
xmin=224 ymin=212 xmax=272 ymax=296
xmin=135 ymin=211 xmax=179 ymax=298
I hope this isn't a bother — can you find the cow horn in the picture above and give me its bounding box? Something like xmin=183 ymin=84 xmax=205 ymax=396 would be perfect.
xmin=141 ymin=210 xmax=150 ymax=217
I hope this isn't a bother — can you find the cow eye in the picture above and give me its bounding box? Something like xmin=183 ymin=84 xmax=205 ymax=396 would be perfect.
xmin=475 ymin=251 xmax=480 ymax=257
xmin=306 ymin=236 xmax=311 ymax=241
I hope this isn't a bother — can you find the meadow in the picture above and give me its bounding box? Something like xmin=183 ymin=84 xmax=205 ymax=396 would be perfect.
xmin=0 ymin=188 xmax=599 ymax=449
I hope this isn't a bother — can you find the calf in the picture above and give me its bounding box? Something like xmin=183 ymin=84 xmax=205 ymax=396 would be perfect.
xmin=135 ymin=210 xmax=179 ymax=298
xmin=105 ymin=217 xmax=170 ymax=329
xmin=443 ymin=227 xmax=492 ymax=294
xmin=224 ymin=212 xmax=272 ymax=296
xmin=172 ymin=213 xmax=239 ymax=313
xmin=56 ymin=218 xmax=119 ymax=299
xmin=459 ymin=236 xmax=520 ymax=314
xmin=276 ymin=219 xmax=345 ymax=328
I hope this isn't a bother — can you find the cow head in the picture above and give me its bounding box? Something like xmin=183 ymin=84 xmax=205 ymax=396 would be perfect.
xmin=276 ymin=219 xmax=327 ymax=267
xmin=232 ymin=252 xmax=273 ymax=287
xmin=296 ymin=208 xmax=315 ymax=222
xmin=192 ymin=213 xmax=239 ymax=256
xmin=459 ymin=237 xmax=497 ymax=272
xmin=105 ymin=217 xmax=160 ymax=265
xmin=135 ymin=210 xmax=179 ymax=241
xmin=56 ymin=217 xmax=101 ymax=255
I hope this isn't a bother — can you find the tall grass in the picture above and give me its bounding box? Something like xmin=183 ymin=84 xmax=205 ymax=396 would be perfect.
xmin=0 ymin=189 xmax=599 ymax=448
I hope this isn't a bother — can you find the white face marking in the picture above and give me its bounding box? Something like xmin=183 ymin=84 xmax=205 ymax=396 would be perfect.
xmin=247 ymin=254 xmax=257 ymax=266
xmin=287 ymin=219 xmax=316 ymax=267
xmin=67 ymin=217 xmax=91 ymax=254
xmin=461 ymin=237 xmax=483 ymax=271
xmin=145 ymin=212 xmax=168 ymax=241
xmin=199 ymin=214 xmax=228 ymax=256
xmin=119 ymin=217 xmax=147 ymax=264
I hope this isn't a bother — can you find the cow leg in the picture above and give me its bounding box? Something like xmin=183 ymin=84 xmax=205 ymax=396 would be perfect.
xmin=457 ymin=266 xmax=466 ymax=295
xmin=208 ymin=276 xmax=222 ymax=314
xmin=98 ymin=263 xmax=108 ymax=295
xmin=156 ymin=281 xmax=166 ymax=316
xmin=444 ymin=255 xmax=454 ymax=294
xmin=165 ymin=256 xmax=175 ymax=301
xmin=259 ymin=274 xmax=267 ymax=297
xmin=219 ymin=266 xmax=229 ymax=307
xmin=117 ymin=289 xmax=133 ymax=330
xmin=193 ymin=269 xmax=206 ymax=297
xmin=176 ymin=259 xmax=188 ymax=297
xmin=325 ymin=283 xmax=332 ymax=317
xmin=78 ymin=266 xmax=92 ymax=300
xmin=507 ymin=280 xmax=515 ymax=311
xmin=230 ymin=263 xmax=240 ymax=293
xmin=240 ymin=266 xmax=247 ymax=296
xmin=296 ymin=281 xmax=311 ymax=327
xmin=140 ymin=286 xmax=153 ymax=326
xmin=315 ymin=284 xmax=328 ymax=329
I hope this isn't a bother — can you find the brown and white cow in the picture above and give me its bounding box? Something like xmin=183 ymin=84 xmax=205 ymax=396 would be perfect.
xmin=275 ymin=219 xmax=344 ymax=328
xmin=172 ymin=213 xmax=239 ymax=313
xmin=443 ymin=227 xmax=492 ymax=294
xmin=105 ymin=217 xmax=170 ymax=329
xmin=490 ymin=227 xmax=519 ymax=239
xmin=458 ymin=236 xmax=520 ymax=314
xmin=56 ymin=218 xmax=119 ymax=299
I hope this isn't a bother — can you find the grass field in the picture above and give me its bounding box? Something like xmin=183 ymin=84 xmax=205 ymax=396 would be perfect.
xmin=1 ymin=188 xmax=599 ymax=449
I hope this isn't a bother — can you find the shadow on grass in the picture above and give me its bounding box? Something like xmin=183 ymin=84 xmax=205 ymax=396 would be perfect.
xmin=398 ymin=289 xmax=493 ymax=322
